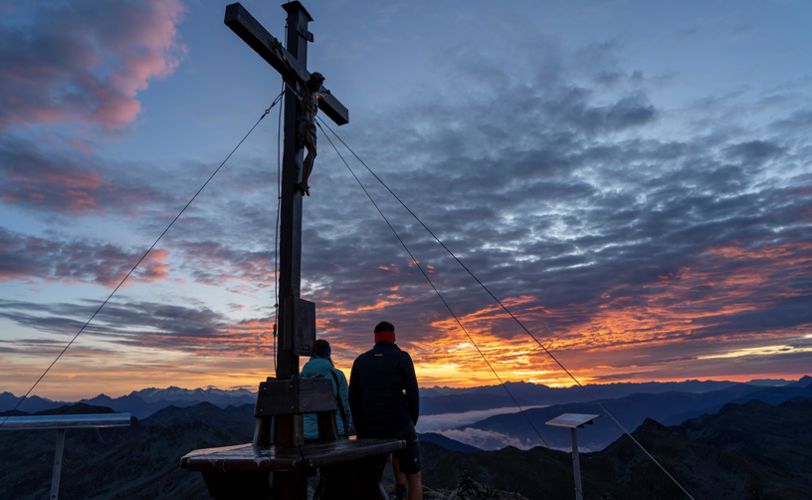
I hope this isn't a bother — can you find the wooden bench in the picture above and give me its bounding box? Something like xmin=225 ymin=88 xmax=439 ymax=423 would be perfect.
xmin=180 ymin=376 xmax=404 ymax=499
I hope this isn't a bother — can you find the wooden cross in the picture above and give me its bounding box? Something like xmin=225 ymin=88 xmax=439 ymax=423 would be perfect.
xmin=181 ymin=7 xmax=402 ymax=499
xmin=225 ymin=1 xmax=349 ymax=381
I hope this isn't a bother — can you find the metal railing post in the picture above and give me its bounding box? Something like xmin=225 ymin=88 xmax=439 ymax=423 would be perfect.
xmin=50 ymin=428 xmax=66 ymax=500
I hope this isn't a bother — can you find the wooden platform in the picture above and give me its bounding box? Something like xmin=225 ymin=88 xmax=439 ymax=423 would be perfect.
xmin=181 ymin=438 xmax=405 ymax=472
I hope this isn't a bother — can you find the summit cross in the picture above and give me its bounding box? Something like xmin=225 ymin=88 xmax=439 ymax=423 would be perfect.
xmin=180 ymin=7 xmax=403 ymax=500
xmin=225 ymin=1 xmax=349 ymax=381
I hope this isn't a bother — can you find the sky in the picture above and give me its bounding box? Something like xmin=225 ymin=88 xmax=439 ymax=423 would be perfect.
xmin=1 ymin=0 xmax=811 ymax=400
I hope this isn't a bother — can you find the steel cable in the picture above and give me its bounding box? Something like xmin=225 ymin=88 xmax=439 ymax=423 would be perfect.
xmin=1 ymin=95 xmax=283 ymax=426
xmin=317 ymin=120 xmax=550 ymax=448
xmin=317 ymin=116 xmax=696 ymax=500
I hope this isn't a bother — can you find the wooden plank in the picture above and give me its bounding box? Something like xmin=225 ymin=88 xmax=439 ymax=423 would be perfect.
xmin=180 ymin=439 xmax=405 ymax=472
xmin=302 ymin=439 xmax=405 ymax=468
xmin=181 ymin=443 xmax=300 ymax=472
xmin=318 ymin=92 xmax=349 ymax=126
xmin=224 ymin=3 xmax=349 ymax=125
xmin=255 ymin=377 xmax=336 ymax=417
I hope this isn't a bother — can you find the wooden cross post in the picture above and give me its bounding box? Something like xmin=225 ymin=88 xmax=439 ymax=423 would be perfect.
xmin=226 ymin=1 xmax=347 ymax=403
xmin=225 ymin=0 xmax=348 ymax=379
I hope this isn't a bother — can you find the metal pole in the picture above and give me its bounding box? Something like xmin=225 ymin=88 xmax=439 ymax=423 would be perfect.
xmin=571 ymin=427 xmax=583 ymax=500
xmin=50 ymin=429 xmax=66 ymax=500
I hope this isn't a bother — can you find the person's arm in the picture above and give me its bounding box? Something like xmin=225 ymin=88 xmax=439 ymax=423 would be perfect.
xmin=403 ymin=353 xmax=420 ymax=425
xmin=335 ymin=369 xmax=354 ymax=435
xmin=269 ymin=37 xmax=303 ymax=85
xmin=348 ymin=359 xmax=362 ymax=435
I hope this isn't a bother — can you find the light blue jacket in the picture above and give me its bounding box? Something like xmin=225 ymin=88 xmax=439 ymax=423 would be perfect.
xmin=300 ymin=357 xmax=353 ymax=440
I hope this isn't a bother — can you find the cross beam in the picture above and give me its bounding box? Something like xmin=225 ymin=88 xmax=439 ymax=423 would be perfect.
xmin=225 ymin=2 xmax=348 ymax=125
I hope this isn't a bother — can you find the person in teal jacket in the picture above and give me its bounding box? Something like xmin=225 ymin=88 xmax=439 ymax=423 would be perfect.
xmin=301 ymin=339 xmax=353 ymax=440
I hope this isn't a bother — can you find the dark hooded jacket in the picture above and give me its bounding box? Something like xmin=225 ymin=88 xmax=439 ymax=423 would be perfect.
xmin=348 ymin=341 xmax=419 ymax=439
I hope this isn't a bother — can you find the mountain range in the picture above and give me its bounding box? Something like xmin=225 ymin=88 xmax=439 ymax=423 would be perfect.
xmin=421 ymin=397 xmax=812 ymax=499
xmin=2 ymin=377 xmax=804 ymax=418
xmin=0 ymin=386 xmax=256 ymax=418
xmin=455 ymin=377 xmax=812 ymax=450
xmin=2 ymin=395 xmax=809 ymax=498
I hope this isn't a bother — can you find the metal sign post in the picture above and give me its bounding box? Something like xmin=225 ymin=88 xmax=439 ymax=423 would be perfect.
xmin=546 ymin=413 xmax=600 ymax=500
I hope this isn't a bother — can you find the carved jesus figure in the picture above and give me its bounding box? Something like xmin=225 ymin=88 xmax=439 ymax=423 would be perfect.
xmin=271 ymin=38 xmax=324 ymax=196
xmin=296 ymin=72 xmax=324 ymax=196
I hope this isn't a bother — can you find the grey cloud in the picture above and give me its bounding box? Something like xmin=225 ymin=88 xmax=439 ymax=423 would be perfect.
xmin=0 ymin=298 xmax=260 ymax=354
xmin=0 ymin=227 xmax=169 ymax=286
xmin=0 ymin=138 xmax=170 ymax=215
xmin=725 ymin=140 xmax=784 ymax=164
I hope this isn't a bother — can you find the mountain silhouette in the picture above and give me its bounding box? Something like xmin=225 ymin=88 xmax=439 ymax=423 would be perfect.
xmin=459 ymin=378 xmax=812 ymax=450
xmin=1 ymin=396 xmax=810 ymax=499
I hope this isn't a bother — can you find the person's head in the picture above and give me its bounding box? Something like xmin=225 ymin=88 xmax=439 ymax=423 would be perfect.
xmin=307 ymin=72 xmax=325 ymax=91
xmin=314 ymin=339 xmax=331 ymax=360
xmin=374 ymin=321 xmax=396 ymax=344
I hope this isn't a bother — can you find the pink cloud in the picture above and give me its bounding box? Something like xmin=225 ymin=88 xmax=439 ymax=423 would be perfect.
xmin=0 ymin=0 xmax=186 ymax=131
xmin=0 ymin=138 xmax=168 ymax=214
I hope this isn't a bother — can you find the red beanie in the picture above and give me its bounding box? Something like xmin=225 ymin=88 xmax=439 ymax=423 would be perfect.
xmin=374 ymin=321 xmax=396 ymax=343
xmin=374 ymin=330 xmax=396 ymax=343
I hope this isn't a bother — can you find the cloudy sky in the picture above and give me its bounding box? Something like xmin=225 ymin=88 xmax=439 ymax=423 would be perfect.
xmin=1 ymin=0 xmax=811 ymax=400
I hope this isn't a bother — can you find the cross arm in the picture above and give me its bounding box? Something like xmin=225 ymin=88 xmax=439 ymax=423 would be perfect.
xmin=225 ymin=3 xmax=349 ymax=125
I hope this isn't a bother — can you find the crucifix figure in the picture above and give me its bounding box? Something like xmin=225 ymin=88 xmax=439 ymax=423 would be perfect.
xmin=295 ymin=70 xmax=323 ymax=196
xmin=270 ymin=35 xmax=325 ymax=196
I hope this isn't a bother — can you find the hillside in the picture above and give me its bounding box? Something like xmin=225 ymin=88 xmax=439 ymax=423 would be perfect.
xmin=461 ymin=379 xmax=812 ymax=450
xmin=423 ymin=397 xmax=812 ymax=499
xmin=0 ymin=402 xmax=253 ymax=500
xmin=1 ymin=397 xmax=810 ymax=499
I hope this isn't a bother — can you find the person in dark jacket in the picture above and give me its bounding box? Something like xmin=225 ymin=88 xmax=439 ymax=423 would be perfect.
xmin=349 ymin=321 xmax=422 ymax=500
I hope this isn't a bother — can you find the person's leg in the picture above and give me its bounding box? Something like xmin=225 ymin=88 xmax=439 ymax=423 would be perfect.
xmin=301 ymin=134 xmax=317 ymax=189
xmin=406 ymin=472 xmax=422 ymax=500
xmin=392 ymin=455 xmax=407 ymax=500
xmin=397 ymin=438 xmax=422 ymax=500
